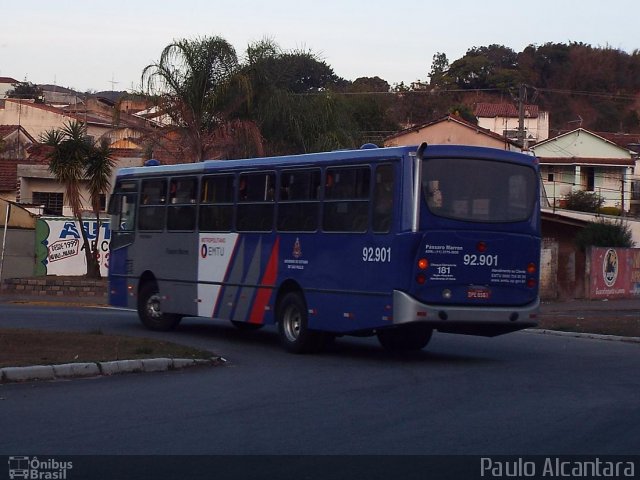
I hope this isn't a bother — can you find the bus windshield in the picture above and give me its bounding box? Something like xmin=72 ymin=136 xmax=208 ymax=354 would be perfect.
xmin=423 ymin=157 xmax=537 ymax=223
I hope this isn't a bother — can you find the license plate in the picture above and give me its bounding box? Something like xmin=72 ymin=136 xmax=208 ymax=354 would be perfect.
xmin=467 ymin=287 xmax=491 ymax=299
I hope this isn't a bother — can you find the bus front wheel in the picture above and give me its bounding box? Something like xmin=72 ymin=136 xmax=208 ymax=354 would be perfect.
xmin=277 ymin=292 xmax=327 ymax=354
xmin=137 ymin=282 xmax=182 ymax=331
xmin=377 ymin=324 xmax=433 ymax=352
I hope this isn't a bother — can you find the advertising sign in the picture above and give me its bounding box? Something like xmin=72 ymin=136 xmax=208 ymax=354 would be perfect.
xmin=35 ymin=218 xmax=111 ymax=276
xmin=589 ymin=247 xmax=640 ymax=299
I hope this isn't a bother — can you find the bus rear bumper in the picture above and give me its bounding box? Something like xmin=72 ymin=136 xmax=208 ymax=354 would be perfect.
xmin=392 ymin=290 xmax=539 ymax=337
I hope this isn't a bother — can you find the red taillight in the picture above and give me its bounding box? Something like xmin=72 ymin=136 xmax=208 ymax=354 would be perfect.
xmin=476 ymin=241 xmax=487 ymax=253
xmin=417 ymin=258 xmax=429 ymax=270
xmin=527 ymin=278 xmax=537 ymax=288
xmin=416 ymin=273 xmax=426 ymax=285
xmin=527 ymin=263 xmax=537 ymax=274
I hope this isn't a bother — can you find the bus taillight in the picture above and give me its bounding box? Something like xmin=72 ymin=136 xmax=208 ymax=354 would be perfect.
xmin=527 ymin=278 xmax=537 ymax=289
xmin=417 ymin=258 xmax=429 ymax=270
xmin=416 ymin=273 xmax=427 ymax=285
xmin=476 ymin=241 xmax=487 ymax=253
xmin=527 ymin=263 xmax=537 ymax=274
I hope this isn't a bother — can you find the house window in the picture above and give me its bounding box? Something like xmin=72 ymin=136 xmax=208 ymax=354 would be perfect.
xmin=547 ymin=166 xmax=555 ymax=182
xmin=32 ymin=192 xmax=63 ymax=215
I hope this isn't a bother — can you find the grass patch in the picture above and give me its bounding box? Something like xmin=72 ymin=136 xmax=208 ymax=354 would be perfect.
xmin=0 ymin=328 xmax=215 ymax=368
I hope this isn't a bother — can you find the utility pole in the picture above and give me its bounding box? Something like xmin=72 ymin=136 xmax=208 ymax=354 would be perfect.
xmin=621 ymin=168 xmax=626 ymax=216
xmin=108 ymin=74 xmax=119 ymax=91
xmin=517 ymin=83 xmax=527 ymax=150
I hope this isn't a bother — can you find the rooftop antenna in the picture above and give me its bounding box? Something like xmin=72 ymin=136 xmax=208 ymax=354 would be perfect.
xmin=108 ymin=74 xmax=119 ymax=91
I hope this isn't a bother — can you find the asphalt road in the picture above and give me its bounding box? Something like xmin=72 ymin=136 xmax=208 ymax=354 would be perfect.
xmin=1 ymin=304 xmax=639 ymax=456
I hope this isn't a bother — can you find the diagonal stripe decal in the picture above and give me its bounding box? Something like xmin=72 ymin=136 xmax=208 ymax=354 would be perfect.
xmin=248 ymin=237 xmax=280 ymax=324
xmin=233 ymin=238 xmax=263 ymax=322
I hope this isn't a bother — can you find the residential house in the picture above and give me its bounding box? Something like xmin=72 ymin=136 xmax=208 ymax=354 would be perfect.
xmin=39 ymin=84 xmax=83 ymax=105
xmin=594 ymin=131 xmax=640 ymax=215
xmin=0 ymin=77 xmax=19 ymax=98
xmin=475 ymin=103 xmax=549 ymax=145
xmin=0 ymin=98 xmax=148 ymax=147
xmin=531 ymin=128 xmax=636 ymax=213
xmin=0 ymin=97 xmax=153 ymax=215
xmin=10 ymin=145 xmax=144 ymax=216
xmin=0 ymin=125 xmax=36 ymax=159
xmin=383 ymin=115 xmax=521 ymax=150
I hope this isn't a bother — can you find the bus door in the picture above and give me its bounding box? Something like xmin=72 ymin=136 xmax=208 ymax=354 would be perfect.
xmin=108 ymin=179 xmax=139 ymax=307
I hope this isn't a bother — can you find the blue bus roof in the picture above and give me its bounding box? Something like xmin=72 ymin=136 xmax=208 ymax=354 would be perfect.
xmin=115 ymin=144 xmax=536 ymax=178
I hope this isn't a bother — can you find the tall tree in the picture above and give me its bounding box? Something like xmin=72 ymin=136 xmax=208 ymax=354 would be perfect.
xmin=445 ymin=44 xmax=521 ymax=90
xmin=41 ymin=121 xmax=114 ymax=278
xmin=428 ymin=52 xmax=449 ymax=87
xmin=241 ymin=39 xmax=356 ymax=155
xmin=85 ymin=137 xmax=116 ymax=241
xmin=142 ymin=35 xmax=263 ymax=161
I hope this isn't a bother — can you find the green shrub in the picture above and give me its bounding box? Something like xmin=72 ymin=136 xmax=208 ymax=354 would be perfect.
xmin=563 ymin=190 xmax=605 ymax=213
xmin=575 ymin=219 xmax=635 ymax=251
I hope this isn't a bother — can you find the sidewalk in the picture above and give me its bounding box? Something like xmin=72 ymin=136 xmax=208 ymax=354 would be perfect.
xmin=540 ymin=297 xmax=640 ymax=314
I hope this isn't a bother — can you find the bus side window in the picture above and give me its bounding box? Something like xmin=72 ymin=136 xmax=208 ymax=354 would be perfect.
xmin=372 ymin=164 xmax=394 ymax=233
xmin=237 ymin=172 xmax=275 ymax=232
xmin=167 ymin=177 xmax=197 ymax=231
xmin=323 ymin=166 xmax=370 ymax=233
xmin=139 ymin=179 xmax=167 ymax=231
xmin=277 ymin=169 xmax=320 ymax=232
xmin=200 ymin=175 xmax=234 ymax=232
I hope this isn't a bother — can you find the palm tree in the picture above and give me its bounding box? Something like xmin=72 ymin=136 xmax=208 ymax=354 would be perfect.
xmin=142 ymin=35 xmax=263 ymax=161
xmin=41 ymin=121 xmax=114 ymax=278
xmin=85 ymin=137 xmax=116 ymax=272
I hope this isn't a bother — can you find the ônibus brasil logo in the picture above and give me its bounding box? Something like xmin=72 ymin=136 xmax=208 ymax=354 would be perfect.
xmin=8 ymin=456 xmax=73 ymax=479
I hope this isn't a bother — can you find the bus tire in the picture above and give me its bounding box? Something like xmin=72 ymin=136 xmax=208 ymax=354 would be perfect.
xmin=277 ymin=292 xmax=327 ymax=354
xmin=377 ymin=324 xmax=433 ymax=352
xmin=137 ymin=282 xmax=182 ymax=331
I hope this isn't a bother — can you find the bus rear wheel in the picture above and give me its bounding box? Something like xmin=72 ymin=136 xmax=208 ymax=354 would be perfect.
xmin=137 ymin=282 xmax=182 ymax=331
xmin=377 ymin=324 xmax=433 ymax=352
xmin=277 ymin=292 xmax=327 ymax=354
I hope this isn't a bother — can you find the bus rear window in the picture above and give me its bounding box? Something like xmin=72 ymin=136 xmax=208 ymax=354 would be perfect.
xmin=423 ymin=158 xmax=537 ymax=223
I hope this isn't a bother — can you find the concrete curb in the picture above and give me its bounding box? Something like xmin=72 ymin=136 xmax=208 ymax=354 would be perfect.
xmin=0 ymin=357 xmax=225 ymax=384
xmin=525 ymin=328 xmax=640 ymax=344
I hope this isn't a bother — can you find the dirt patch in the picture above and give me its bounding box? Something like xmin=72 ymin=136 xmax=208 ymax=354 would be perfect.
xmin=0 ymin=329 xmax=215 ymax=368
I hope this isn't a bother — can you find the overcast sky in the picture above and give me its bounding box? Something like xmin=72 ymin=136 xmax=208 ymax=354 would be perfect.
xmin=2 ymin=0 xmax=638 ymax=92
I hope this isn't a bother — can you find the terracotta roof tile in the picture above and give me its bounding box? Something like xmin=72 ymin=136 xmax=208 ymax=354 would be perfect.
xmin=474 ymin=103 xmax=539 ymax=118
xmin=384 ymin=114 xmax=519 ymax=147
xmin=0 ymin=125 xmax=20 ymax=138
xmin=539 ymin=156 xmax=635 ymax=166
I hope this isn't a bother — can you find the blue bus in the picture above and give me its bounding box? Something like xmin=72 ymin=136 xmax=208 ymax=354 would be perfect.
xmin=108 ymin=143 xmax=540 ymax=353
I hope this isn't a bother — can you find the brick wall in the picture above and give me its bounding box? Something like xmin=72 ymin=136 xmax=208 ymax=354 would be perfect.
xmin=1 ymin=276 xmax=107 ymax=301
